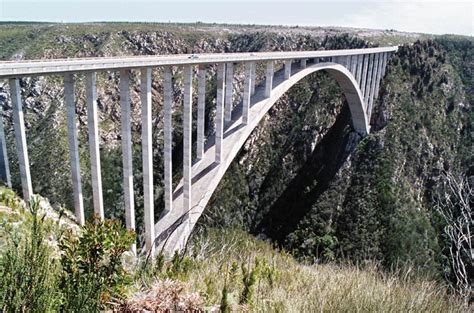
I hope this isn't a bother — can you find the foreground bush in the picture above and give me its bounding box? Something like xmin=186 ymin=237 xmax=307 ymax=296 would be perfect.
xmin=0 ymin=198 xmax=62 ymax=312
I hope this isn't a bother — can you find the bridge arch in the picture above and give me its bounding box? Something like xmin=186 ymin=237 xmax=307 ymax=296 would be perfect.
xmin=155 ymin=62 xmax=370 ymax=253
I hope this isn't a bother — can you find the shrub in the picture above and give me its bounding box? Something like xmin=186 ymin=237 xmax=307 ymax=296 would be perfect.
xmin=0 ymin=197 xmax=62 ymax=312
xmin=58 ymin=217 xmax=136 ymax=311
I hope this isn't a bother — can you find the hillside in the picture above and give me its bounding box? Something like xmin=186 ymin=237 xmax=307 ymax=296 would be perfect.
xmin=0 ymin=22 xmax=472 ymax=309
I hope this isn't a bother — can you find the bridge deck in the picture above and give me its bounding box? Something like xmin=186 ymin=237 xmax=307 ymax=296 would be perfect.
xmin=0 ymin=46 xmax=397 ymax=78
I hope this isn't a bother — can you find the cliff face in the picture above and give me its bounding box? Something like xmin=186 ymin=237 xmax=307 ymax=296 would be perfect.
xmin=0 ymin=24 xmax=471 ymax=278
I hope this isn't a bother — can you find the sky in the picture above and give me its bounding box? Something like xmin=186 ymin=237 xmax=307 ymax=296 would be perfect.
xmin=0 ymin=0 xmax=472 ymax=36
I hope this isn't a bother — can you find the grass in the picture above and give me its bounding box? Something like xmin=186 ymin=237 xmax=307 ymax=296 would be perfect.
xmin=128 ymin=227 xmax=468 ymax=312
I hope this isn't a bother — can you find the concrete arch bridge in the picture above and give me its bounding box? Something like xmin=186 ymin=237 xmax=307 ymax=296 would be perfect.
xmin=0 ymin=46 xmax=397 ymax=255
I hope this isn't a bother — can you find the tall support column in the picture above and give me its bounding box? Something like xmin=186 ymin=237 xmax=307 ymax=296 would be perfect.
xmin=183 ymin=65 xmax=193 ymax=214
xmin=361 ymin=54 xmax=369 ymax=98
xmin=264 ymin=60 xmax=274 ymax=98
xmin=163 ymin=66 xmax=173 ymax=215
xmin=141 ymin=68 xmax=154 ymax=256
xmin=284 ymin=60 xmax=292 ymax=79
xmin=9 ymin=78 xmax=32 ymax=200
xmin=224 ymin=62 xmax=233 ymax=123
xmin=215 ymin=63 xmax=225 ymax=164
xmin=86 ymin=72 xmax=104 ymax=219
xmin=242 ymin=62 xmax=252 ymax=125
xmin=364 ymin=54 xmax=374 ymax=105
xmin=197 ymin=65 xmax=206 ymax=161
xmin=64 ymin=73 xmax=84 ymax=225
xmin=250 ymin=61 xmax=256 ymax=96
xmin=368 ymin=54 xmax=382 ymax=117
xmin=350 ymin=55 xmax=357 ymax=76
xmin=356 ymin=54 xmax=364 ymax=84
xmin=381 ymin=53 xmax=388 ymax=77
xmin=120 ymin=69 xmax=135 ymax=253
xmin=300 ymin=59 xmax=307 ymax=69
xmin=0 ymin=106 xmax=11 ymax=188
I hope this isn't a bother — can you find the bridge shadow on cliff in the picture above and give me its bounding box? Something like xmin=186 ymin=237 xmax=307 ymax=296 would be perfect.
xmin=255 ymin=105 xmax=360 ymax=244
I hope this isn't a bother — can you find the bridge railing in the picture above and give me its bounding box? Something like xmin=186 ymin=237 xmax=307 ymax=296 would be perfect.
xmin=0 ymin=46 xmax=397 ymax=255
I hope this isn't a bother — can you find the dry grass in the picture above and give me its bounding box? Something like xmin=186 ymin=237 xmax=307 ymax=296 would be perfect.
xmin=126 ymin=228 xmax=468 ymax=312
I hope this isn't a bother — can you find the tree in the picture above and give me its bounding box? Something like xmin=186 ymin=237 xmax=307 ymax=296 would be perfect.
xmin=435 ymin=171 xmax=473 ymax=304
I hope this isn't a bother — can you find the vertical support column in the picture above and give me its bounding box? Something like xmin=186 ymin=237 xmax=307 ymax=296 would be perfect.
xmin=284 ymin=60 xmax=292 ymax=79
xmin=0 ymin=106 xmax=11 ymax=188
xmin=86 ymin=72 xmax=104 ymax=219
xmin=163 ymin=66 xmax=173 ymax=215
xmin=250 ymin=61 xmax=256 ymax=96
xmin=356 ymin=54 xmax=364 ymax=84
xmin=364 ymin=54 xmax=374 ymax=105
xmin=300 ymin=59 xmax=307 ymax=69
xmin=64 ymin=73 xmax=84 ymax=225
xmin=350 ymin=55 xmax=357 ymax=76
xmin=381 ymin=53 xmax=388 ymax=77
xmin=264 ymin=60 xmax=274 ymax=98
xmin=120 ymin=69 xmax=135 ymax=254
xmin=183 ymin=65 xmax=193 ymax=214
xmin=361 ymin=54 xmax=369 ymax=98
xmin=215 ymin=63 xmax=225 ymax=164
xmin=242 ymin=62 xmax=252 ymax=125
xmin=141 ymin=68 xmax=154 ymax=256
xmin=197 ymin=65 xmax=206 ymax=161
xmin=9 ymin=78 xmax=32 ymax=200
xmin=224 ymin=62 xmax=233 ymax=123
xmin=368 ymin=54 xmax=381 ymax=117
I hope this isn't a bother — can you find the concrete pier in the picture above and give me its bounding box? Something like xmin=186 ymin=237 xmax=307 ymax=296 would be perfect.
xmin=86 ymin=72 xmax=104 ymax=219
xmin=356 ymin=54 xmax=364 ymax=84
xmin=225 ymin=62 xmax=233 ymax=123
xmin=242 ymin=62 xmax=252 ymax=125
xmin=183 ymin=65 xmax=193 ymax=214
xmin=300 ymin=59 xmax=307 ymax=69
xmin=350 ymin=55 xmax=357 ymax=76
xmin=64 ymin=73 xmax=84 ymax=225
xmin=197 ymin=65 xmax=206 ymax=160
xmin=250 ymin=61 xmax=256 ymax=96
xmin=215 ymin=63 xmax=225 ymax=164
xmin=265 ymin=60 xmax=274 ymax=98
xmin=9 ymin=78 xmax=32 ymax=201
xmin=0 ymin=105 xmax=11 ymax=188
xmin=140 ymin=67 xmax=154 ymax=255
xmin=120 ymin=69 xmax=135 ymax=254
xmin=364 ymin=54 xmax=374 ymax=105
xmin=361 ymin=54 xmax=369 ymax=98
xmin=284 ymin=60 xmax=292 ymax=79
xmin=163 ymin=66 xmax=173 ymax=215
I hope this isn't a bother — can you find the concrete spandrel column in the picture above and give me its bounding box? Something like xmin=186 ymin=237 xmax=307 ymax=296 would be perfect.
xmin=356 ymin=54 xmax=364 ymax=85
xmin=368 ymin=54 xmax=381 ymax=117
xmin=224 ymin=62 xmax=233 ymax=123
xmin=140 ymin=67 xmax=154 ymax=256
xmin=264 ymin=60 xmax=274 ymax=98
xmin=64 ymin=73 xmax=84 ymax=225
xmin=0 ymin=105 xmax=11 ymax=188
xmin=250 ymin=61 xmax=256 ymax=96
xmin=361 ymin=54 xmax=369 ymax=98
xmin=9 ymin=78 xmax=32 ymax=201
xmin=183 ymin=65 xmax=193 ymax=214
xmin=381 ymin=53 xmax=388 ymax=77
xmin=350 ymin=55 xmax=357 ymax=76
xmin=284 ymin=60 xmax=292 ymax=79
xmin=120 ymin=69 xmax=135 ymax=252
xmin=197 ymin=65 xmax=206 ymax=161
xmin=364 ymin=54 xmax=374 ymax=105
xmin=300 ymin=59 xmax=307 ymax=69
xmin=215 ymin=63 xmax=225 ymax=164
xmin=242 ymin=62 xmax=252 ymax=125
xmin=163 ymin=66 xmax=173 ymax=215
xmin=86 ymin=72 xmax=104 ymax=219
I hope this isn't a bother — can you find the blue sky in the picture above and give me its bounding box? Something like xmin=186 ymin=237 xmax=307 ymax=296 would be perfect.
xmin=0 ymin=0 xmax=472 ymax=36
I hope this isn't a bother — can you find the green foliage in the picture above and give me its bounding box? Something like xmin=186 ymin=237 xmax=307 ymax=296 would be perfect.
xmin=0 ymin=198 xmax=62 ymax=312
xmin=58 ymin=217 xmax=136 ymax=311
